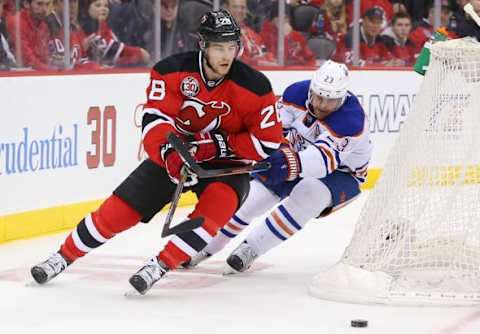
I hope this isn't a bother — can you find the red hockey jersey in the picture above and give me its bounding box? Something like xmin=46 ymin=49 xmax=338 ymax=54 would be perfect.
xmin=142 ymin=51 xmax=283 ymax=166
xmin=345 ymin=0 xmax=394 ymax=23
xmin=238 ymin=24 xmax=277 ymax=67
xmin=333 ymin=26 xmax=393 ymax=66
xmin=46 ymin=12 xmax=100 ymax=70
xmin=6 ymin=9 xmax=50 ymax=71
xmin=78 ymin=19 xmax=143 ymax=67
xmin=260 ymin=20 xmax=316 ymax=66
xmin=382 ymin=35 xmax=416 ymax=66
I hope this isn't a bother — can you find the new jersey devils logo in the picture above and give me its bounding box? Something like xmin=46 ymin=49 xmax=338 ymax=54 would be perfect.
xmin=175 ymin=98 xmax=231 ymax=134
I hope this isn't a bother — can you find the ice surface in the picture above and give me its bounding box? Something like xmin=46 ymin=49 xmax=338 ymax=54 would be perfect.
xmin=1 ymin=194 xmax=480 ymax=334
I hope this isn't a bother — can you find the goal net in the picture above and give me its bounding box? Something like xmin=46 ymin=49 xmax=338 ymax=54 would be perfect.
xmin=310 ymin=38 xmax=480 ymax=306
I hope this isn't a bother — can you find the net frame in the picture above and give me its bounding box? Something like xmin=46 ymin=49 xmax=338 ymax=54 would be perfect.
xmin=310 ymin=38 xmax=480 ymax=306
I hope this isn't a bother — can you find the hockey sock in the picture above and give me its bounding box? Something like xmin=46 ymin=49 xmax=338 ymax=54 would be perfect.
xmin=203 ymin=214 xmax=249 ymax=255
xmin=204 ymin=178 xmax=280 ymax=255
xmin=246 ymin=179 xmax=332 ymax=256
xmin=158 ymin=182 xmax=238 ymax=269
xmin=60 ymin=195 xmax=141 ymax=262
xmin=246 ymin=202 xmax=306 ymax=256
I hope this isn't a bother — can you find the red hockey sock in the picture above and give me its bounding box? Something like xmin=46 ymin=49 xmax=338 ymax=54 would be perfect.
xmin=60 ymin=195 xmax=141 ymax=262
xmin=192 ymin=182 xmax=239 ymax=236
xmin=158 ymin=182 xmax=238 ymax=269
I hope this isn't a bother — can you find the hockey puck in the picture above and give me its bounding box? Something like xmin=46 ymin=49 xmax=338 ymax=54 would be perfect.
xmin=351 ymin=319 xmax=368 ymax=328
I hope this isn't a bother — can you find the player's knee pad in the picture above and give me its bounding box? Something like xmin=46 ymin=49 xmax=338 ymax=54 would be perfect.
xmin=287 ymin=178 xmax=333 ymax=221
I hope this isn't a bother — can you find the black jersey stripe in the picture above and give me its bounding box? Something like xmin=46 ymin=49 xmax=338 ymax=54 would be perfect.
xmin=142 ymin=113 xmax=173 ymax=132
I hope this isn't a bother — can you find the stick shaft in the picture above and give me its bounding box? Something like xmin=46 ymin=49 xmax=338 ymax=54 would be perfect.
xmin=161 ymin=168 xmax=187 ymax=237
xmin=464 ymin=3 xmax=480 ymax=27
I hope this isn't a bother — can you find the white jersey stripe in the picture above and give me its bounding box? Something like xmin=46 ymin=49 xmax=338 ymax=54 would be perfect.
xmin=142 ymin=108 xmax=175 ymax=122
xmin=170 ymin=235 xmax=197 ymax=257
xmin=193 ymin=226 xmax=213 ymax=243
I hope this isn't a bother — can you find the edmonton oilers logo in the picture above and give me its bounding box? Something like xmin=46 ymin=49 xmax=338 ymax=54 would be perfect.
xmin=180 ymin=76 xmax=200 ymax=97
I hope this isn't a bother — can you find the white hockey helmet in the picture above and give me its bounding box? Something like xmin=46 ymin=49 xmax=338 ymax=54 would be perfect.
xmin=309 ymin=60 xmax=349 ymax=101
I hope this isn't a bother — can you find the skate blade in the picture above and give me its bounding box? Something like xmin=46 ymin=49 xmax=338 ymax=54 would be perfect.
xmin=24 ymin=279 xmax=39 ymax=287
xmin=124 ymin=289 xmax=143 ymax=298
xmin=222 ymin=264 xmax=240 ymax=276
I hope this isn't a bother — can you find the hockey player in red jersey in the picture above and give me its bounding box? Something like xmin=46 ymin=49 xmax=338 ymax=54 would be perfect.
xmin=30 ymin=9 xmax=283 ymax=295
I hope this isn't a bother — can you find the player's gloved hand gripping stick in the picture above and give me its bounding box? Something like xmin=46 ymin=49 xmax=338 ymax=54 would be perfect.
xmin=161 ymin=133 xmax=271 ymax=237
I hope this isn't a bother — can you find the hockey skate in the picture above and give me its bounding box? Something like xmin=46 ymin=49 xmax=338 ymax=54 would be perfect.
xmin=181 ymin=250 xmax=211 ymax=269
xmin=129 ymin=256 xmax=169 ymax=295
xmin=224 ymin=242 xmax=258 ymax=274
xmin=31 ymin=252 xmax=70 ymax=284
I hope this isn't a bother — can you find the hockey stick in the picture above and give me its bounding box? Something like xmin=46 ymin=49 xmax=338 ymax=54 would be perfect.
xmin=160 ymin=132 xmax=271 ymax=237
xmin=166 ymin=132 xmax=271 ymax=178
xmin=464 ymin=3 xmax=480 ymax=27
xmin=161 ymin=167 xmax=205 ymax=237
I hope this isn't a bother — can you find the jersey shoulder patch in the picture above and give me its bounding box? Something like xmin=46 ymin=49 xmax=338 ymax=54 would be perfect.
xmin=229 ymin=60 xmax=273 ymax=96
xmin=153 ymin=51 xmax=198 ymax=75
xmin=282 ymin=80 xmax=310 ymax=110
xmin=322 ymin=92 xmax=365 ymax=137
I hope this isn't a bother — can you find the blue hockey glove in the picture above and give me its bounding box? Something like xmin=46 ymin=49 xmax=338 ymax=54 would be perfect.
xmin=256 ymin=146 xmax=302 ymax=186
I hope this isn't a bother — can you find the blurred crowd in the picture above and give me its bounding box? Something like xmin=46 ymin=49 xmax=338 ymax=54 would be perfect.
xmin=0 ymin=0 xmax=479 ymax=72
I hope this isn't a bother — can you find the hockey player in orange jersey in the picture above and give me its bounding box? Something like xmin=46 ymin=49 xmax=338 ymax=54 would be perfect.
xmin=183 ymin=60 xmax=373 ymax=273
xmin=30 ymin=9 xmax=283 ymax=295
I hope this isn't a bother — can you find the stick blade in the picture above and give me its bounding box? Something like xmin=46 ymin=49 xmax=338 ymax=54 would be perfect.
xmin=161 ymin=217 xmax=205 ymax=237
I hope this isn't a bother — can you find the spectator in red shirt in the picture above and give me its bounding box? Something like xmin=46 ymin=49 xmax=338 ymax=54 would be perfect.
xmin=382 ymin=11 xmax=416 ymax=66
xmin=46 ymin=0 xmax=100 ymax=70
xmin=6 ymin=0 xmax=52 ymax=70
xmin=260 ymin=3 xmax=316 ymax=66
xmin=78 ymin=0 xmax=150 ymax=67
xmin=409 ymin=2 xmax=454 ymax=55
xmin=332 ymin=6 xmax=393 ymax=66
xmin=345 ymin=0 xmax=394 ymax=26
xmin=223 ymin=0 xmax=277 ymax=66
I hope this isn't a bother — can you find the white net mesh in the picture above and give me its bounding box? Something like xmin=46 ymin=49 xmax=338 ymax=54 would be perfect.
xmin=310 ymin=38 xmax=480 ymax=306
